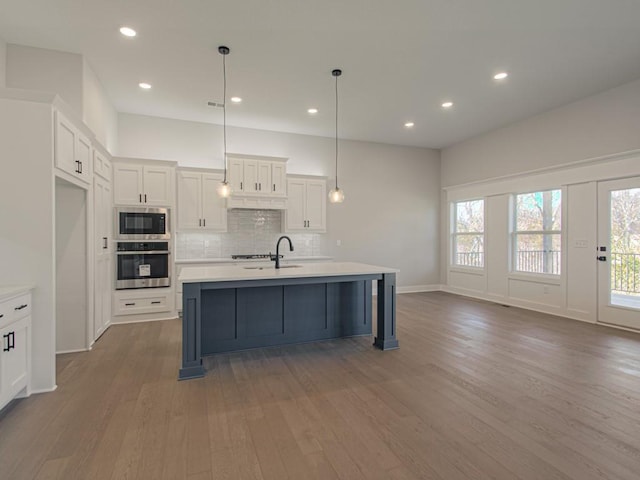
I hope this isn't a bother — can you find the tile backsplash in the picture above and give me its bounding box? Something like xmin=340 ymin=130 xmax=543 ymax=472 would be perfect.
xmin=176 ymin=209 xmax=326 ymax=259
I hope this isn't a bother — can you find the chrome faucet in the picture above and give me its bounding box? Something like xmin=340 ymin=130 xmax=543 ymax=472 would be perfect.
xmin=274 ymin=236 xmax=294 ymax=269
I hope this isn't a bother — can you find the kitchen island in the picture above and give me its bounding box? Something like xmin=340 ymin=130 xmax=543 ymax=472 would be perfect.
xmin=178 ymin=262 xmax=398 ymax=380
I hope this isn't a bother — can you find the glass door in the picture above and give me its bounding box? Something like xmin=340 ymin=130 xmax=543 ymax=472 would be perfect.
xmin=597 ymin=177 xmax=640 ymax=329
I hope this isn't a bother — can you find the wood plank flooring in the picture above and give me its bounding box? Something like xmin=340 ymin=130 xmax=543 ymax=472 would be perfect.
xmin=2 ymin=291 xmax=640 ymax=479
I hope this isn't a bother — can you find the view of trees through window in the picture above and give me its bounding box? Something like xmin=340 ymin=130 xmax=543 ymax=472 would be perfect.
xmin=453 ymin=199 xmax=484 ymax=267
xmin=514 ymin=189 xmax=562 ymax=275
xmin=610 ymin=188 xmax=640 ymax=296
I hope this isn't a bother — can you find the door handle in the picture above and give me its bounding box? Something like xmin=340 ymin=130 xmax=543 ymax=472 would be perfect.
xmin=598 ymin=256 xmax=607 ymax=262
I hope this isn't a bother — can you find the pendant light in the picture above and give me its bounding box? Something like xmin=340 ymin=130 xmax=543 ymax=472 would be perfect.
xmin=216 ymin=45 xmax=232 ymax=198
xmin=328 ymin=68 xmax=345 ymax=204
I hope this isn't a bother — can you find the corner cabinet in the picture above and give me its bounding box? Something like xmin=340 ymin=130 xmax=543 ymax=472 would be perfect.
xmin=284 ymin=177 xmax=327 ymax=232
xmin=0 ymin=289 xmax=32 ymax=411
xmin=177 ymin=169 xmax=227 ymax=231
xmin=54 ymin=111 xmax=92 ymax=185
xmin=113 ymin=161 xmax=175 ymax=206
xmin=227 ymin=154 xmax=288 ymax=209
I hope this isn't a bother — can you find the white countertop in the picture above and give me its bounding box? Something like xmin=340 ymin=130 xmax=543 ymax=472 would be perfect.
xmin=175 ymin=256 xmax=332 ymax=265
xmin=179 ymin=262 xmax=398 ymax=283
xmin=0 ymin=285 xmax=34 ymax=302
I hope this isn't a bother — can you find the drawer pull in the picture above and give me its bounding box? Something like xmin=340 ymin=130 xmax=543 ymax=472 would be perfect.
xmin=125 ymin=302 xmax=136 ymax=306
xmin=15 ymin=304 xmax=28 ymax=311
xmin=0 ymin=314 xmax=3 ymax=319
xmin=151 ymin=301 xmax=162 ymax=305
xmin=3 ymin=331 xmax=14 ymax=352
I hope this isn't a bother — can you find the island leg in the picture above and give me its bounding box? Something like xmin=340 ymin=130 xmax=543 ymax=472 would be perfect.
xmin=179 ymin=282 xmax=205 ymax=380
xmin=374 ymin=273 xmax=399 ymax=350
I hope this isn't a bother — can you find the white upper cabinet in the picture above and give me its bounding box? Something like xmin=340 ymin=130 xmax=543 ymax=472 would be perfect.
xmin=93 ymin=147 xmax=112 ymax=181
xmin=113 ymin=161 xmax=175 ymax=206
xmin=177 ymin=169 xmax=227 ymax=231
xmin=54 ymin=111 xmax=92 ymax=185
xmin=226 ymin=154 xmax=288 ymax=209
xmin=284 ymin=177 xmax=327 ymax=233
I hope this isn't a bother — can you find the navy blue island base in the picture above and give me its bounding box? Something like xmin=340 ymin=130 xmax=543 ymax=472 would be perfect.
xmin=179 ymin=270 xmax=398 ymax=380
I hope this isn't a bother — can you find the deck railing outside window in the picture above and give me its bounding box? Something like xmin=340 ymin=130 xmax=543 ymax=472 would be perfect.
xmin=454 ymin=251 xmax=484 ymax=267
xmin=611 ymin=252 xmax=640 ymax=294
xmin=516 ymin=250 xmax=561 ymax=275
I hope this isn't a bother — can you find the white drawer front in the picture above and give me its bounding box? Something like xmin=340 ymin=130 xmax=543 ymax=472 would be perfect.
xmin=9 ymin=294 xmax=31 ymax=321
xmin=115 ymin=294 xmax=169 ymax=316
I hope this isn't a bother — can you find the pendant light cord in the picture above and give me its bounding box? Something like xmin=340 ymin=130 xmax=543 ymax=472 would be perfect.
xmin=222 ymin=52 xmax=228 ymax=183
xmin=335 ymin=73 xmax=339 ymax=190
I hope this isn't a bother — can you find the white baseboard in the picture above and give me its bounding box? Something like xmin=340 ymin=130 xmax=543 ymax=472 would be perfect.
xmin=56 ymin=347 xmax=90 ymax=354
xmin=398 ymin=284 xmax=443 ymax=294
xmin=29 ymin=385 xmax=57 ymax=395
xmin=111 ymin=315 xmax=178 ymax=325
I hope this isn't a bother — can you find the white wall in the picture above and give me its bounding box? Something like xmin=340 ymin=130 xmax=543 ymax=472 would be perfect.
xmin=118 ymin=113 xmax=441 ymax=289
xmin=0 ymin=36 xmax=6 ymax=87
xmin=0 ymin=98 xmax=56 ymax=392
xmin=6 ymin=44 xmax=84 ymax=116
xmin=82 ymin=59 xmax=118 ymax=154
xmin=441 ymin=78 xmax=640 ymax=187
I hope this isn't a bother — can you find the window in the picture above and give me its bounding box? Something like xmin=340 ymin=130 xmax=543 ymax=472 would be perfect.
xmin=513 ymin=189 xmax=562 ymax=275
xmin=452 ymin=199 xmax=484 ymax=267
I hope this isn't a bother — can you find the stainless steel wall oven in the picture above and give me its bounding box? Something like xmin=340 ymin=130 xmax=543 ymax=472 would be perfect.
xmin=116 ymin=241 xmax=171 ymax=289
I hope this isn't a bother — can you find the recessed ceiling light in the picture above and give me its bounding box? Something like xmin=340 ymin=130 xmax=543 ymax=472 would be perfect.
xmin=404 ymin=122 xmax=414 ymax=128
xmin=138 ymin=82 xmax=152 ymax=90
xmin=494 ymin=72 xmax=508 ymax=80
xmin=307 ymin=108 xmax=318 ymax=114
xmin=441 ymin=101 xmax=453 ymax=108
xmin=119 ymin=26 xmax=137 ymax=37
xmin=230 ymin=96 xmax=242 ymax=103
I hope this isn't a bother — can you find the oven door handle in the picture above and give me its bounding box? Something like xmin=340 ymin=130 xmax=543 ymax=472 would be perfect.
xmin=116 ymin=250 xmax=171 ymax=255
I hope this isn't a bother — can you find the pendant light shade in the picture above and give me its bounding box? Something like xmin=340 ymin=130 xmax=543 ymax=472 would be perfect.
xmin=328 ymin=68 xmax=344 ymax=204
xmin=217 ymin=45 xmax=232 ymax=198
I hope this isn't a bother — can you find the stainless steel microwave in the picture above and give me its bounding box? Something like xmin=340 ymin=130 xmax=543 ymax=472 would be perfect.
xmin=115 ymin=207 xmax=170 ymax=240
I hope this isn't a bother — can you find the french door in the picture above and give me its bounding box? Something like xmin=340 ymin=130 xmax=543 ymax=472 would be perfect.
xmin=597 ymin=177 xmax=640 ymax=329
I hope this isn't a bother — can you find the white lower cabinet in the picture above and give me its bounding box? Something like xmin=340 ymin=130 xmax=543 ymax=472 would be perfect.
xmin=0 ymin=290 xmax=32 ymax=411
xmin=113 ymin=289 xmax=174 ymax=317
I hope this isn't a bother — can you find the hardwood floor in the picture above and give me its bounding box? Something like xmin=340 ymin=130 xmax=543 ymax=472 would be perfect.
xmin=2 ymin=291 xmax=640 ymax=479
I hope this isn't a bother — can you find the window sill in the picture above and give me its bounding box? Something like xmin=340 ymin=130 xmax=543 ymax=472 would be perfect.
xmin=508 ymin=272 xmax=562 ymax=285
xmin=449 ymin=266 xmax=485 ymax=276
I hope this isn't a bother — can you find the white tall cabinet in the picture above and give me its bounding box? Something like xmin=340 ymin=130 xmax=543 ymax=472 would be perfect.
xmin=284 ymin=176 xmax=327 ymax=232
xmin=177 ymin=169 xmax=227 ymax=231
xmin=93 ymin=148 xmax=112 ymax=341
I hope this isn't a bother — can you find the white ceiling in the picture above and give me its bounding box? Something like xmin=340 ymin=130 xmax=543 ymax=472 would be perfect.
xmin=1 ymin=0 xmax=640 ymax=149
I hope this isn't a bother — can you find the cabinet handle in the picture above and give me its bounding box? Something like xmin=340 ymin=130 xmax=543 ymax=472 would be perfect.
xmin=255 ymin=183 xmax=258 ymax=191
xmin=273 ymin=184 xmax=276 ymax=192
xmin=259 ymin=183 xmax=262 ymax=191
xmin=125 ymin=302 xmax=136 ymax=306
xmin=14 ymin=304 xmax=28 ymax=311
xmin=240 ymin=181 xmax=243 ymax=191
xmin=151 ymin=301 xmax=162 ymax=305
xmin=3 ymin=331 xmax=14 ymax=351
xmin=103 ymin=237 xmax=108 ymax=249
xmin=0 ymin=314 xmax=3 ymax=319
xmin=79 ymin=161 xmax=83 ymax=174
xmin=203 ymin=219 xmax=206 ymax=227
xmin=199 ymin=219 xmax=202 ymax=227
xmin=139 ymin=194 xmax=142 ymax=203
xmin=144 ymin=194 xmax=147 ymax=203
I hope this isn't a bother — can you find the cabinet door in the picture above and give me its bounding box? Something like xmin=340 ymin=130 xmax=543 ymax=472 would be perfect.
xmin=257 ymin=161 xmax=272 ymax=194
xmin=142 ymin=166 xmax=173 ymax=206
xmin=305 ymin=179 xmax=327 ymax=232
xmin=0 ymin=316 xmax=29 ymax=403
xmin=54 ymin=112 xmax=78 ymax=177
xmin=243 ymin=160 xmax=259 ymax=194
xmin=285 ymin=179 xmax=307 ymax=232
xmin=113 ymin=164 xmax=143 ymax=205
xmin=202 ymin=173 xmax=228 ymax=231
xmin=228 ymin=158 xmax=244 ymax=193
xmin=76 ymin=134 xmax=92 ymax=180
xmin=94 ymin=149 xmax=112 ymax=181
xmin=177 ymin=172 xmax=202 ymax=229
xmin=272 ymin=163 xmax=287 ymax=196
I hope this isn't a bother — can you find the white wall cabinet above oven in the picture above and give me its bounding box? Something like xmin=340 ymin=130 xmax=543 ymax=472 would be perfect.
xmin=54 ymin=111 xmax=92 ymax=186
xmin=226 ymin=154 xmax=288 ymax=209
xmin=177 ymin=169 xmax=227 ymax=232
xmin=113 ymin=160 xmax=175 ymax=206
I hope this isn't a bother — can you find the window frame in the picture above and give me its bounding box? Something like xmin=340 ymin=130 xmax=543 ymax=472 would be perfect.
xmin=511 ymin=188 xmax=563 ymax=277
xmin=450 ymin=198 xmax=485 ymax=270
